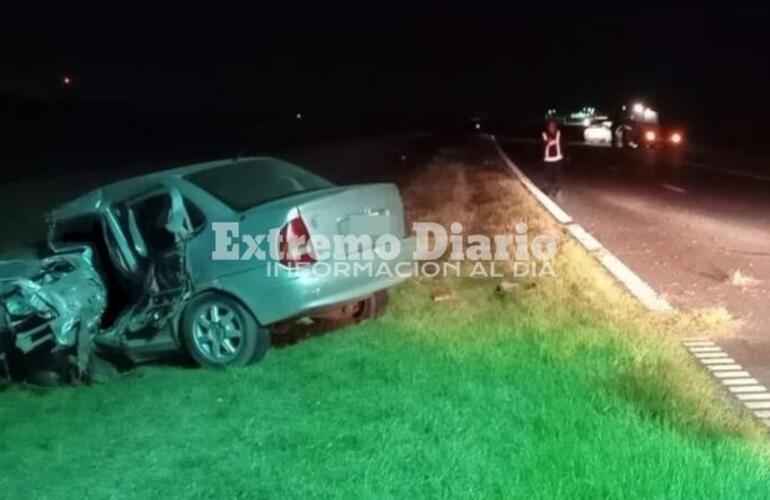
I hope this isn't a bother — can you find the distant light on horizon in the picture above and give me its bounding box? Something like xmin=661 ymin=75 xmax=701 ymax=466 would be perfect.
xmin=62 ymin=75 xmax=72 ymax=85
xmin=295 ymin=112 xmax=303 ymax=120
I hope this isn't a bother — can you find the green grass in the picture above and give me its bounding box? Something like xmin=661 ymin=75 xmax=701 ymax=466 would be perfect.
xmin=1 ymin=277 xmax=769 ymax=499
xmin=1 ymin=149 xmax=767 ymax=498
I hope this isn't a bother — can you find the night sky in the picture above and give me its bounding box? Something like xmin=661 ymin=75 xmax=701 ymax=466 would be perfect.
xmin=3 ymin=3 xmax=770 ymax=141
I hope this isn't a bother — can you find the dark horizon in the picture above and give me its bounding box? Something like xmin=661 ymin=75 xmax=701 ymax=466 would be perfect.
xmin=4 ymin=2 xmax=770 ymax=159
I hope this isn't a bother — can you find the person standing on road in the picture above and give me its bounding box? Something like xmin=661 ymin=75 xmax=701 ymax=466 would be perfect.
xmin=542 ymin=119 xmax=565 ymax=197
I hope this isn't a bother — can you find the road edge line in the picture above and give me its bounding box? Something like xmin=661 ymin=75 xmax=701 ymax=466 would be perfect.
xmin=489 ymin=134 xmax=673 ymax=313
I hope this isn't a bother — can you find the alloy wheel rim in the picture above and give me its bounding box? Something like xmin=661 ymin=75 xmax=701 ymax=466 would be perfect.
xmin=192 ymin=303 xmax=244 ymax=363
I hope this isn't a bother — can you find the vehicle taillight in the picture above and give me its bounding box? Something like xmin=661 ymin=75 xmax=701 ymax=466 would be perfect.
xmin=644 ymin=130 xmax=657 ymax=142
xmin=278 ymin=216 xmax=316 ymax=267
xmin=670 ymin=132 xmax=683 ymax=144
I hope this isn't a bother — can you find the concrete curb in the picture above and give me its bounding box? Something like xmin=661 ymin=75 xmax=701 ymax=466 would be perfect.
xmin=490 ymin=135 xmax=673 ymax=313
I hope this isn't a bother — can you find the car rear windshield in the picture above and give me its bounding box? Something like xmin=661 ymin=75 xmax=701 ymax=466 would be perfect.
xmin=186 ymin=159 xmax=333 ymax=210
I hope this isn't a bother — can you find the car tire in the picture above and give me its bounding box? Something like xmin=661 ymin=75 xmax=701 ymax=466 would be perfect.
xmin=181 ymin=292 xmax=269 ymax=368
xmin=354 ymin=290 xmax=390 ymax=321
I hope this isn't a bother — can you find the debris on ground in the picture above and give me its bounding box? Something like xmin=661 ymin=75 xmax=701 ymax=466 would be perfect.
xmin=728 ymin=270 xmax=761 ymax=289
xmin=496 ymin=280 xmax=518 ymax=295
xmin=432 ymin=291 xmax=454 ymax=302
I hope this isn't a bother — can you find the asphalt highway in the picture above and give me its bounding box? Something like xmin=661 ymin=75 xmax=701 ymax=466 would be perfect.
xmin=499 ymin=137 xmax=770 ymax=390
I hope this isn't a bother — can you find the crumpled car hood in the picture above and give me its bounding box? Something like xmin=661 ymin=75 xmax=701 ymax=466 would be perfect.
xmin=0 ymin=249 xmax=106 ymax=350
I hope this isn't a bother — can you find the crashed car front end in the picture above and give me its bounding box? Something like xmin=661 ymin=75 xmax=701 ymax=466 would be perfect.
xmin=0 ymin=248 xmax=106 ymax=380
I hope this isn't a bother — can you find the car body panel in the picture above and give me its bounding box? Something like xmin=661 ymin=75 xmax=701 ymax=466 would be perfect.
xmin=204 ymin=235 xmax=416 ymax=325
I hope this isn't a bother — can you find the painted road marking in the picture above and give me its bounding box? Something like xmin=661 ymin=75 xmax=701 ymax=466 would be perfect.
xmin=745 ymin=401 xmax=770 ymax=410
xmin=681 ymin=337 xmax=770 ymax=428
xmin=713 ymin=371 xmax=751 ymax=379
xmin=708 ymin=364 xmax=743 ymax=371
xmin=661 ymin=183 xmax=687 ymax=194
xmin=684 ymin=341 xmax=715 ymax=347
xmin=688 ymin=346 xmax=722 ymax=353
xmin=490 ymin=135 xmax=672 ymax=312
xmin=595 ymin=250 xmax=673 ymax=312
xmin=737 ymin=393 xmax=770 ymax=401
xmin=700 ymin=357 xmax=736 ymax=365
xmin=722 ymin=378 xmax=760 ymax=386
xmin=491 ymin=138 xmax=572 ymax=224
xmin=491 ymin=136 xmax=770 ymax=431
xmin=729 ymin=385 xmax=767 ymax=394
xmin=566 ymin=224 xmax=603 ymax=252
xmin=694 ymin=352 xmax=729 ymax=359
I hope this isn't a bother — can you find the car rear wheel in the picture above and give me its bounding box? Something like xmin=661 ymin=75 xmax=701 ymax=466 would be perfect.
xmin=181 ymin=293 xmax=269 ymax=368
xmin=353 ymin=290 xmax=390 ymax=321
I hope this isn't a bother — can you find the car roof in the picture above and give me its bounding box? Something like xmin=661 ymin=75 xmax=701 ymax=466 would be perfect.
xmin=49 ymin=156 xmax=289 ymax=220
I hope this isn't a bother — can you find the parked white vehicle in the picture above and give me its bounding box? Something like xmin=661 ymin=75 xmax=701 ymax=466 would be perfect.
xmin=583 ymin=122 xmax=613 ymax=145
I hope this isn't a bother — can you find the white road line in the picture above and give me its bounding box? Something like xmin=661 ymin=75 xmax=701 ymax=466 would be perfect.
xmin=688 ymin=346 xmax=722 ymax=353
xmin=700 ymin=357 xmax=736 ymax=365
xmin=491 ymin=138 xmax=573 ymax=224
xmin=661 ymin=183 xmax=687 ymax=194
xmin=566 ymin=224 xmax=603 ymax=252
xmin=491 ymin=136 xmax=770 ymax=430
xmin=594 ymin=250 xmax=673 ymax=312
xmin=707 ymin=364 xmax=743 ymax=371
xmin=713 ymin=371 xmax=751 ymax=379
xmin=694 ymin=352 xmax=729 ymax=359
xmin=737 ymin=393 xmax=770 ymax=401
xmin=490 ymin=135 xmax=672 ymax=312
xmin=745 ymin=401 xmax=770 ymax=410
xmin=684 ymin=341 xmax=715 ymax=347
xmin=722 ymin=378 xmax=760 ymax=386
xmin=729 ymin=385 xmax=767 ymax=394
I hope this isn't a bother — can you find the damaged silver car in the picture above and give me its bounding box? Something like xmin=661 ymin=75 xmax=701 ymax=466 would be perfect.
xmin=0 ymin=157 xmax=414 ymax=382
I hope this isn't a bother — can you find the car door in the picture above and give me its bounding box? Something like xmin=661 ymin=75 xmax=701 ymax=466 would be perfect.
xmin=105 ymin=188 xmax=194 ymax=334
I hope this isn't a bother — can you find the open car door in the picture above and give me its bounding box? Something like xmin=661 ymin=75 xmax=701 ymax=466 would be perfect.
xmin=101 ymin=187 xmax=193 ymax=341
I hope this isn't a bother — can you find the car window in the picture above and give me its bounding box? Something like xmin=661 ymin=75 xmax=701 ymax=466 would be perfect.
xmin=186 ymin=159 xmax=333 ymax=211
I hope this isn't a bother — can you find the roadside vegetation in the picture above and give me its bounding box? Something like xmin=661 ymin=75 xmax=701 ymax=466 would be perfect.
xmin=1 ymin=140 xmax=768 ymax=498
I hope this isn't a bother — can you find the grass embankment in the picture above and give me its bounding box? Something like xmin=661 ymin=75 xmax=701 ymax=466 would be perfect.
xmin=1 ymin=142 xmax=768 ymax=498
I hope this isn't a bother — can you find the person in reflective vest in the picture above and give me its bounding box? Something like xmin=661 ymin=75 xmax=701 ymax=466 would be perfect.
xmin=542 ymin=120 xmax=564 ymax=197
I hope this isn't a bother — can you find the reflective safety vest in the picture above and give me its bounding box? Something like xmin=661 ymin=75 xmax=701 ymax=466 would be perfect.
xmin=542 ymin=130 xmax=563 ymax=162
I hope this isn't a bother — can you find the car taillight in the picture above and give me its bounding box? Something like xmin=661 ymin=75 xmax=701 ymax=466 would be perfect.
xmin=644 ymin=130 xmax=656 ymax=142
xmin=279 ymin=216 xmax=316 ymax=267
xmin=670 ymin=132 xmax=683 ymax=144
